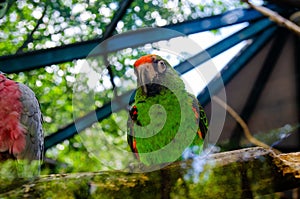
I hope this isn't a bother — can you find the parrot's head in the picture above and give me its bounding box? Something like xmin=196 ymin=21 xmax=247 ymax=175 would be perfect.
xmin=133 ymin=54 xmax=170 ymax=96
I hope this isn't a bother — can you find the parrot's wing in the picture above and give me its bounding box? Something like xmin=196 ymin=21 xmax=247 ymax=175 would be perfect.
xmin=190 ymin=94 xmax=208 ymax=140
xmin=127 ymin=116 xmax=135 ymax=153
xmin=18 ymin=83 xmax=44 ymax=161
xmin=127 ymin=105 xmax=139 ymax=160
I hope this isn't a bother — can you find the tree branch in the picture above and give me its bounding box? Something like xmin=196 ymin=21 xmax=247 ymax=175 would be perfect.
xmin=16 ymin=5 xmax=47 ymax=54
xmin=212 ymin=96 xmax=281 ymax=154
xmin=242 ymin=0 xmax=300 ymax=36
xmin=3 ymin=147 xmax=300 ymax=198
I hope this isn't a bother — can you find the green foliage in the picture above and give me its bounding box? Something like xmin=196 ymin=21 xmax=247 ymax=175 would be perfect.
xmin=0 ymin=0 xmax=243 ymax=173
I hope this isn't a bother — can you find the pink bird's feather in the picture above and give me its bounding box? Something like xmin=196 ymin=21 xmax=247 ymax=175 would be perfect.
xmin=0 ymin=74 xmax=26 ymax=156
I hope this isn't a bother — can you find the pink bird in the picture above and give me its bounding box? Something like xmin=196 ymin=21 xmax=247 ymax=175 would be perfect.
xmin=0 ymin=73 xmax=43 ymax=162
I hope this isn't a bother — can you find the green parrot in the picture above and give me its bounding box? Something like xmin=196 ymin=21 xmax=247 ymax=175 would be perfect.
xmin=127 ymin=54 xmax=208 ymax=165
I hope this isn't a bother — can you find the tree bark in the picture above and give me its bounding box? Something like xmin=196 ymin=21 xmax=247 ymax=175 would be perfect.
xmin=1 ymin=147 xmax=300 ymax=198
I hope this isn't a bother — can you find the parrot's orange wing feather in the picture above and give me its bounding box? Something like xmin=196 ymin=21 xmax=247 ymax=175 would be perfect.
xmin=190 ymin=94 xmax=207 ymax=140
xmin=127 ymin=105 xmax=140 ymax=160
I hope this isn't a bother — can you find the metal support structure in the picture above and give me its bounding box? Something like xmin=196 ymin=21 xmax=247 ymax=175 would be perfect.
xmin=175 ymin=18 xmax=274 ymax=75
xmin=44 ymin=21 xmax=276 ymax=150
xmin=0 ymin=7 xmax=270 ymax=73
xmin=197 ymin=26 xmax=277 ymax=105
xmin=228 ymin=29 xmax=289 ymax=149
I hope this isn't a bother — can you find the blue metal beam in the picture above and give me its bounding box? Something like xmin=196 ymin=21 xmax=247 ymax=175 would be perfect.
xmin=197 ymin=26 xmax=278 ymax=106
xmin=0 ymin=7 xmax=269 ymax=74
xmin=174 ymin=18 xmax=275 ymax=75
xmin=44 ymin=89 xmax=135 ymax=150
xmin=44 ymin=20 xmax=276 ymax=150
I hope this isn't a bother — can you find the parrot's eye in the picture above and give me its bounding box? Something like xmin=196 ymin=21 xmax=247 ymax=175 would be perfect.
xmin=157 ymin=60 xmax=167 ymax=73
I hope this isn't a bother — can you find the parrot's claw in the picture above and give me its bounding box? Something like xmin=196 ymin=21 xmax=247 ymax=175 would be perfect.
xmin=128 ymin=162 xmax=146 ymax=173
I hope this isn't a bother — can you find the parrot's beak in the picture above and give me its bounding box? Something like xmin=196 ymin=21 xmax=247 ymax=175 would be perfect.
xmin=135 ymin=63 xmax=157 ymax=95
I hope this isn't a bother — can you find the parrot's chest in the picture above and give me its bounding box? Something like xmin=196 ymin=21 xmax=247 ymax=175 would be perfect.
xmin=132 ymin=90 xmax=198 ymax=165
xmin=135 ymin=92 xmax=182 ymax=130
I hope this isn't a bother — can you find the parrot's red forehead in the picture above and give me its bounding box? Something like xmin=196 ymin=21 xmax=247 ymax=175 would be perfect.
xmin=134 ymin=54 xmax=156 ymax=68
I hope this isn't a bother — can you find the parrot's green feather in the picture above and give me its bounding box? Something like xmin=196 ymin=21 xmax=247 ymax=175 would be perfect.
xmin=131 ymin=57 xmax=207 ymax=165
